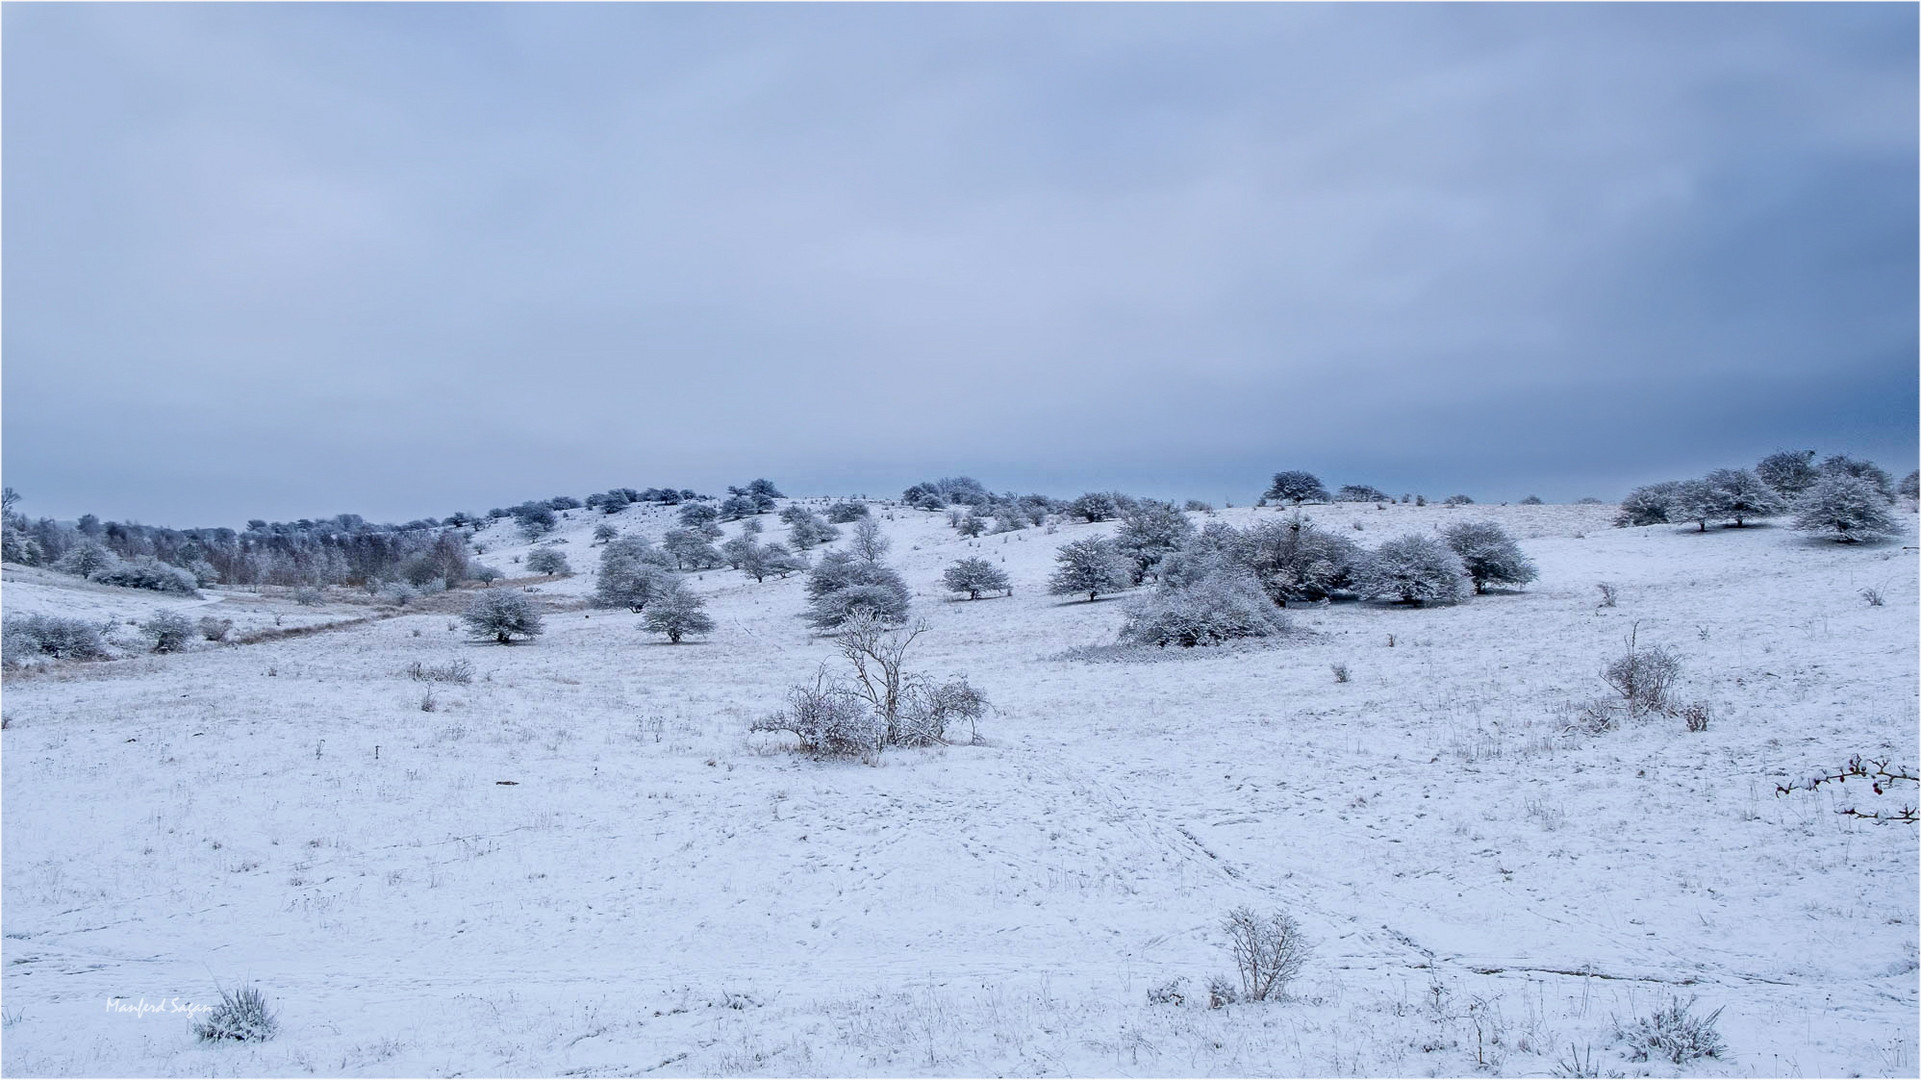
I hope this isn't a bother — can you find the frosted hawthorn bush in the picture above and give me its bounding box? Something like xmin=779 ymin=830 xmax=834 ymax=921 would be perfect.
xmin=1354 ymin=534 xmax=1467 ymax=606
xmin=1615 ymin=481 xmax=1683 ymax=527
xmin=1263 ymin=471 xmax=1328 ymax=504
xmin=463 ymin=589 xmax=544 ymax=644
xmin=142 ymin=610 xmax=195 ymax=653
xmin=642 ymin=582 xmax=715 ymax=643
xmin=524 ymin=546 xmax=570 ymax=576
xmin=2 ymin=614 xmax=111 ymax=663
xmin=1114 ymin=499 xmax=1195 ymax=583
xmin=805 ymin=550 xmax=910 ymax=628
xmin=1756 ymin=450 xmax=1819 ymax=497
xmin=1791 ymin=474 xmax=1899 ymax=543
xmin=1117 ymin=569 xmax=1289 ymax=648
xmin=1441 ymin=521 xmax=1538 ymax=593
xmin=1243 ymin=513 xmax=1360 ymax=604
xmin=1047 ymin=537 xmax=1132 ymax=602
xmin=942 ymin=557 xmax=1011 ymax=600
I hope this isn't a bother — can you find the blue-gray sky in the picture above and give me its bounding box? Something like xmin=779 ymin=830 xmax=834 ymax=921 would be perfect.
xmin=5 ymin=3 xmax=1915 ymax=526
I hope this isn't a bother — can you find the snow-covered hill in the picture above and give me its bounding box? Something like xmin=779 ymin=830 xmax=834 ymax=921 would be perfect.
xmin=3 ymin=501 xmax=1915 ymax=1077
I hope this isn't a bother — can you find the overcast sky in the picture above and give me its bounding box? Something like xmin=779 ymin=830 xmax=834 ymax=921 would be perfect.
xmin=5 ymin=3 xmax=1915 ymax=526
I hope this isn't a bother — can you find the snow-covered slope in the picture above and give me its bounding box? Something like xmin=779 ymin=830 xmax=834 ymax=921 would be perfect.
xmin=3 ymin=501 xmax=1915 ymax=1077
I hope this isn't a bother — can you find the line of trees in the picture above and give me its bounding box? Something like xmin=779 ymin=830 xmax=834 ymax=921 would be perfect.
xmin=1618 ymin=451 xmax=1913 ymax=543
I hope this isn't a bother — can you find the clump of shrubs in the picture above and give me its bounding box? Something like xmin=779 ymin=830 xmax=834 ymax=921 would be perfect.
xmin=1117 ymin=569 xmax=1289 ymax=648
xmin=3 ymin=614 xmax=112 ymax=664
xmin=198 ymin=616 xmax=233 ymax=642
xmin=92 ymin=556 xmax=200 ymax=596
xmin=1352 ymin=535 xmax=1466 ymax=606
xmin=755 ymin=612 xmax=987 ymax=756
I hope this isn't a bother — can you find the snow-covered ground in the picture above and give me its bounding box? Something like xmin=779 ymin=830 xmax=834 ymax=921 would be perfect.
xmin=3 ymin=501 xmax=1916 ymax=1077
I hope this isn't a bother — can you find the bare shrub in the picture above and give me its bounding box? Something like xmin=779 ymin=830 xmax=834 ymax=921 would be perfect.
xmin=1861 ymin=587 xmax=1885 ymax=607
xmin=1206 ymin=975 xmax=1239 ymax=1009
xmin=901 ymin=675 xmax=989 ymax=746
xmin=1330 ymin=662 xmax=1350 ymax=683
xmin=1595 ymin=582 xmax=1617 ymax=608
xmin=1602 ymin=626 xmax=1680 ymax=717
xmin=405 ymin=659 xmax=474 ymax=684
xmin=1145 ymin=978 xmax=1187 ymax=1007
xmin=1614 ymin=997 xmax=1725 ymax=1064
xmin=1220 ymin=906 xmax=1310 ymax=1002
xmin=752 ymin=672 xmax=881 ymax=758
xmin=1675 ymin=700 xmax=1712 ymax=733
xmin=193 ymin=985 xmax=278 ymax=1043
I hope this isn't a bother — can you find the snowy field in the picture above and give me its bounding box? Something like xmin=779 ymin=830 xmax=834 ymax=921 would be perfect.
xmin=2 ymin=500 xmax=1916 ymax=1077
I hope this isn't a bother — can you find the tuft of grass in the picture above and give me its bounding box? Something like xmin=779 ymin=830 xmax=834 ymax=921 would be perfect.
xmin=193 ymin=985 xmax=279 ymax=1044
xmin=1614 ymin=996 xmax=1724 ymax=1064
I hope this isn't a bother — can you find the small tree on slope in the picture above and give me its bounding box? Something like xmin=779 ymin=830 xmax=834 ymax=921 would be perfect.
xmin=463 ymin=589 xmax=544 ymax=644
xmin=643 ymin=582 xmax=715 ymax=643
xmin=1791 ymin=474 xmax=1898 ymax=543
xmin=1441 ymin=521 xmax=1538 ymax=594
xmin=1048 ymin=537 xmax=1133 ymax=602
xmin=1354 ymin=534 xmax=1467 ymax=606
xmin=943 ymin=557 xmax=1011 ymax=600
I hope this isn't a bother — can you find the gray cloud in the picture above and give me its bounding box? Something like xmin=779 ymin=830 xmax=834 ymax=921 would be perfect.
xmin=4 ymin=3 xmax=1913 ymax=524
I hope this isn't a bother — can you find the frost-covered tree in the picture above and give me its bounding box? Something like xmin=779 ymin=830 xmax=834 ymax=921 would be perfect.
xmin=1791 ymin=474 xmax=1899 ymax=543
xmin=1048 ymin=537 xmax=1133 ymax=602
xmin=901 ymin=484 xmax=947 ymax=511
xmin=1756 ymin=450 xmax=1819 ymax=497
xmin=1114 ymin=499 xmax=1196 ymax=584
xmin=678 ymin=503 xmax=721 ymax=530
xmin=1117 ymin=568 xmax=1289 ymax=648
xmin=1354 ymin=534 xmax=1467 ymax=606
xmin=942 ymin=557 xmax=1011 ymax=599
xmin=92 ymin=556 xmax=199 ymax=595
xmin=642 ymin=582 xmax=715 ymax=643
xmin=719 ymin=533 xmax=757 ymax=569
xmin=1519 ymin=495 xmax=1545 ymax=505
xmin=805 ymin=550 xmax=911 ymax=628
xmin=661 ymin=527 xmax=723 ymax=570
xmin=592 ymin=523 xmax=619 ymax=543
xmin=1818 ymin=454 xmax=1895 ymax=501
xmin=1264 ymin=471 xmax=1328 ymax=505
xmin=463 ymin=588 xmax=544 ymax=643
xmin=1901 ymin=470 xmax=1920 ymax=501
xmin=53 ymin=540 xmax=118 ymax=578
xmin=848 ymin=517 xmax=890 ymax=563
xmin=512 ymin=503 xmax=558 ymax=540
xmin=717 ymin=494 xmax=757 ymax=521
xmin=524 ymin=546 xmax=571 ymax=576
xmin=1441 ymin=521 xmax=1538 ymax=594
xmin=739 ymin=540 xmax=806 ymax=583
xmin=744 ymin=478 xmax=784 ymax=510
xmin=1242 ymin=512 xmax=1360 ymax=604
xmin=594 ymin=539 xmax=674 ymax=610
xmin=1442 ymin=494 xmax=1474 ymax=506
xmin=955 ymin=513 xmax=986 ymax=539
xmin=1702 ymin=468 xmax=1785 ymax=527
xmin=1667 ymin=478 xmax=1720 ymax=532
xmin=826 ymin=501 xmax=870 ymax=523
xmin=1615 ymin=481 xmax=1683 ymax=527
xmin=1335 ymin=484 xmax=1390 ymax=503
xmin=784 ymin=509 xmax=840 ymax=550
xmin=1 ymin=488 xmax=42 ymax=565
xmin=1068 ymin=492 xmax=1125 ymax=523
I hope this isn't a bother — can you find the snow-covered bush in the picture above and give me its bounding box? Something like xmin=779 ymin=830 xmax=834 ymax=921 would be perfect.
xmin=1700 ymin=467 xmax=1785 ymax=527
xmin=2 ymin=614 xmax=111 ymax=663
xmin=738 ymin=541 xmax=806 ymax=583
xmin=592 ymin=523 xmax=619 ymax=543
xmin=785 ymin=510 xmax=840 ymax=550
xmin=1519 ymin=494 xmax=1544 ymax=505
xmin=1441 ymin=521 xmax=1538 ymax=594
xmin=1047 ymin=537 xmax=1132 ymax=602
xmin=900 ymin=675 xmax=990 ymax=746
xmin=678 ymin=502 xmax=720 ymax=530
xmin=1614 ymin=481 xmax=1683 ymax=527
xmin=1263 ymin=471 xmax=1327 ymax=504
xmin=1114 ymin=499 xmax=1196 ymax=583
xmin=753 ymin=674 xmax=882 ymax=758
xmin=1791 ymin=474 xmax=1899 ymax=543
xmin=642 ymin=582 xmax=715 ymax=643
xmin=52 ymin=540 xmax=117 ymax=578
xmin=467 ymin=563 xmax=503 ymax=584
xmin=192 ymin=985 xmax=278 ymax=1044
xmin=198 ymin=616 xmax=233 ymax=642
xmin=1756 ymin=449 xmax=1819 ymax=497
xmin=1334 ymin=484 xmax=1389 ymax=503
xmin=805 ymin=550 xmax=911 ymax=629
xmin=1354 ymin=535 xmax=1466 ymax=606
xmin=293 ymin=587 xmax=322 ymax=606
xmin=1239 ymin=513 xmax=1361 ymax=604
xmin=1220 ymin=906 xmax=1310 ymax=1002
xmin=1603 ymin=633 xmax=1681 ymax=718
xmin=1117 ymin=571 xmax=1289 ymax=648
xmin=92 ymin=556 xmax=199 ymax=596
xmin=1614 ymin=997 xmax=1725 ymax=1064
xmin=142 ymin=610 xmax=195 ymax=653
xmin=942 ymin=557 xmax=1011 ymax=600
xmin=524 ymin=546 xmax=571 ymax=576
xmin=1442 ymin=494 xmax=1474 ymax=506
xmin=462 ymin=589 xmax=544 ymax=644
xmin=380 ymin=582 xmax=417 ymax=607
xmin=1068 ymin=492 xmax=1125 ymax=522
xmin=825 ymin=501 xmax=869 ymax=524
xmin=955 ymin=513 xmax=986 ymax=539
